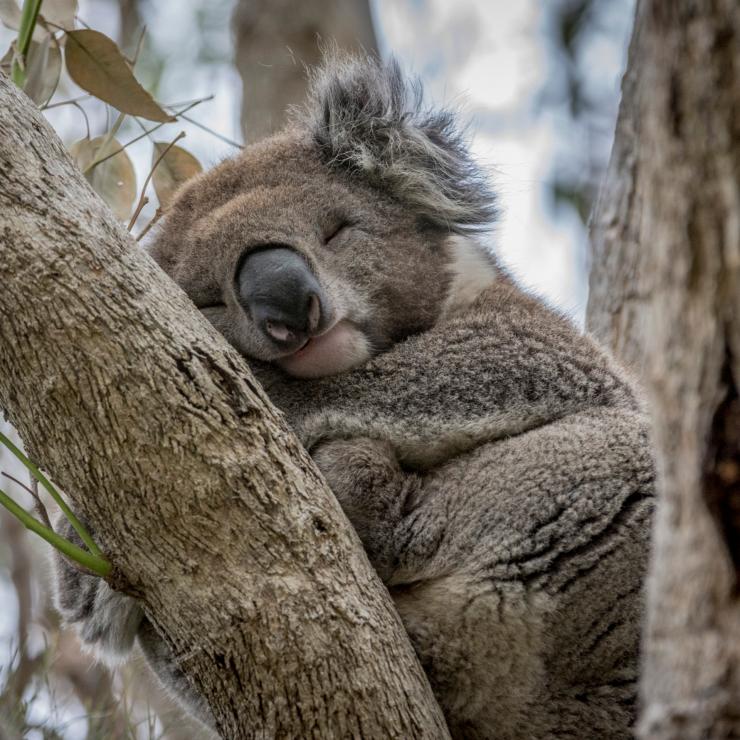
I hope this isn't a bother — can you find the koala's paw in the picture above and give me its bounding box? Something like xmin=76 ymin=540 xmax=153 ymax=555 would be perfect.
xmin=312 ymin=437 xmax=400 ymax=492
xmin=312 ymin=437 xmax=415 ymax=579
xmin=52 ymin=515 xmax=143 ymax=661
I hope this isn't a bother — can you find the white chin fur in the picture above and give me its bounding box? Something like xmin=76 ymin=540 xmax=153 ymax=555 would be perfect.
xmin=277 ymin=320 xmax=371 ymax=378
xmin=440 ymin=235 xmax=497 ymax=319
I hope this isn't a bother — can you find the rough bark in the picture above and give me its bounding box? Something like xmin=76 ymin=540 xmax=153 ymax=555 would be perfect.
xmin=587 ymin=0 xmax=740 ymax=737
xmin=0 ymin=73 xmax=449 ymax=739
xmin=232 ymin=0 xmax=378 ymax=143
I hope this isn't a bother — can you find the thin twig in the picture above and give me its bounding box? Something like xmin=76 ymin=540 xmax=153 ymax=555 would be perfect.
xmin=127 ymin=196 xmax=148 ymax=232
xmin=43 ymin=93 xmax=92 ymax=110
xmin=129 ymin=25 xmax=147 ymax=67
xmin=135 ymin=207 xmax=164 ymax=242
xmin=83 ymin=110 xmax=126 ymax=173
xmin=162 ymin=93 xmax=215 ymax=108
xmin=90 ymin=99 xmax=204 ymax=169
xmin=71 ymin=100 xmax=91 ymax=139
xmin=40 ymin=19 xmax=64 ymax=32
xmin=127 ymin=130 xmax=185 ymax=231
xmin=169 ymin=112 xmax=243 ymax=149
xmin=2 ymin=471 xmax=52 ymax=529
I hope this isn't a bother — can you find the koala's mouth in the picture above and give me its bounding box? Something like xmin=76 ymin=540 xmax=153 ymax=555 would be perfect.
xmin=276 ymin=319 xmax=371 ymax=378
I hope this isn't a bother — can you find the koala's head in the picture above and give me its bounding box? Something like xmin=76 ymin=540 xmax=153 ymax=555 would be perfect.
xmin=150 ymin=56 xmax=497 ymax=378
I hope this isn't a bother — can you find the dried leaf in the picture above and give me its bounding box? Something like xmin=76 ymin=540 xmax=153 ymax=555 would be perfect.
xmin=39 ymin=0 xmax=77 ymax=30
xmin=68 ymin=136 xmax=96 ymax=170
xmin=64 ymin=30 xmax=173 ymax=123
xmin=69 ymin=136 xmax=137 ymax=220
xmin=23 ymin=36 xmax=62 ymax=106
xmin=151 ymin=142 xmax=202 ymax=208
xmin=0 ymin=0 xmax=20 ymax=28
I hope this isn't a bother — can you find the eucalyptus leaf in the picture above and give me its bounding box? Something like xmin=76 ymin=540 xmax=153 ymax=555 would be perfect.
xmin=65 ymin=30 xmax=174 ymax=123
xmin=39 ymin=0 xmax=77 ymax=30
xmin=0 ymin=0 xmax=21 ymax=28
xmin=69 ymin=136 xmax=137 ymax=220
xmin=23 ymin=36 xmax=61 ymax=105
xmin=152 ymin=142 xmax=203 ymax=208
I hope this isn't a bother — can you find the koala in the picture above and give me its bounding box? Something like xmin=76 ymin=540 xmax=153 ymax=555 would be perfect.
xmin=54 ymin=56 xmax=654 ymax=739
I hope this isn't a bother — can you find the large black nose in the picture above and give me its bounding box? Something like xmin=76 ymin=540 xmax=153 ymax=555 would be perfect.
xmin=236 ymin=247 xmax=325 ymax=351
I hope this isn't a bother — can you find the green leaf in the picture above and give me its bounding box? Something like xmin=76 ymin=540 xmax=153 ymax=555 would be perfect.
xmin=152 ymin=141 xmax=203 ymax=208
xmin=70 ymin=135 xmax=137 ymax=220
xmin=23 ymin=35 xmax=61 ymax=105
xmin=64 ymin=29 xmax=174 ymax=123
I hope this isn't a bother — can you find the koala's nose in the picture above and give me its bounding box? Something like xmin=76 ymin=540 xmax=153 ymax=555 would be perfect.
xmin=236 ymin=247 xmax=325 ymax=351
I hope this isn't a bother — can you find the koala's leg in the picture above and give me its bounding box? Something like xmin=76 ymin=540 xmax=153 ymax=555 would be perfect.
xmin=53 ymin=515 xmax=216 ymax=732
xmin=311 ymin=437 xmax=419 ymax=581
xmin=52 ymin=515 xmax=143 ymax=659
xmin=381 ymin=409 xmax=653 ymax=740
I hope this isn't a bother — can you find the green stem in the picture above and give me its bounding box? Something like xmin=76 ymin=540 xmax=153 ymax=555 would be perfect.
xmin=0 ymin=487 xmax=111 ymax=576
xmin=11 ymin=0 xmax=44 ymax=87
xmin=0 ymin=431 xmax=104 ymax=558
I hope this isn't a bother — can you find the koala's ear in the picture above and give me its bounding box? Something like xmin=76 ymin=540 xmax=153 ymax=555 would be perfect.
xmin=300 ymin=55 xmax=497 ymax=233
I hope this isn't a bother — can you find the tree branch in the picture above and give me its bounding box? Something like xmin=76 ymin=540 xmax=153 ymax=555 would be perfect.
xmin=0 ymin=73 xmax=449 ymax=738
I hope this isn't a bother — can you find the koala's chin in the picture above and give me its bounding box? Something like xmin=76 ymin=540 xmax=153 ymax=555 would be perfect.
xmin=275 ymin=320 xmax=372 ymax=378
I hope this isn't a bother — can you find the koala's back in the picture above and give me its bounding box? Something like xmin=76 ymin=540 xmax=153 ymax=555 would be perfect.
xmin=389 ymin=406 xmax=653 ymax=739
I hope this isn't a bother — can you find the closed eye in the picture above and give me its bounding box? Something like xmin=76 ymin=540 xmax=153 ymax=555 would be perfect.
xmin=196 ymin=302 xmax=226 ymax=311
xmin=323 ymin=221 xmax=351 ymax=245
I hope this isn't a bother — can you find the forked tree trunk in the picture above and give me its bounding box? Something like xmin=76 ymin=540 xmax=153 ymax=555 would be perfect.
xmin=0 ymin=73 xmax=449 ymax=739
xmin=587 ymin=0 xmax=740 ymax=736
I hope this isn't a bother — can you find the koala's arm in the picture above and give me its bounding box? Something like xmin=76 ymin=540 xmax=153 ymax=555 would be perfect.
xmin=312 ymin=437 xmax=421 ymax=581
xmin=52 ymin=515 xmax=145 ymax=659
xmin=52 ymin=515 xmax=216 ymax=731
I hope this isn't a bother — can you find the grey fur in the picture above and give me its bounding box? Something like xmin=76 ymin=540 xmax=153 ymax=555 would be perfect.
xmin=52 ymin=56 xmax=654 ymax=739
xmin=299 ymin=55 xmax=497 ymax=233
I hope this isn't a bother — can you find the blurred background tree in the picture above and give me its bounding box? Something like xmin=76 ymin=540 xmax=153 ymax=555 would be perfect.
xmin=0 ymin=1 xmax=634 ymax=736
xmin=232 ymin=0 xmax=377 ymax=142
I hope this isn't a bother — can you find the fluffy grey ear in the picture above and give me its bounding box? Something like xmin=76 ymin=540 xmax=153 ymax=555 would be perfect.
xmin=301 ymin=55 xmax=497 ymax=234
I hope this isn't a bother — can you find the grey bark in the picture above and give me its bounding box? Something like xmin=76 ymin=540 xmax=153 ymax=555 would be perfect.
xmin=0 ymin=73 xmax=449 ymax=739
xmin=587 ymin=0 xmax=740 ymax=737
xmin=232 ymin=0 xmax=378 ymax=143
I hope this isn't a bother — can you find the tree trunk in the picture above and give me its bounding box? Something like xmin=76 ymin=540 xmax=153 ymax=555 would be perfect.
xmin=587 ymin=1 xmax=740 ymax=737
xmin=0 ymin=73 xmax=449 ymax=739
xmin=231 ymin=0 xmax=378 ymax=143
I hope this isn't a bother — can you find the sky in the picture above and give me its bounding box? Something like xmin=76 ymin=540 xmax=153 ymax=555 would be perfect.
xmin=0 ymin=1 xmax=636 ymax=735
